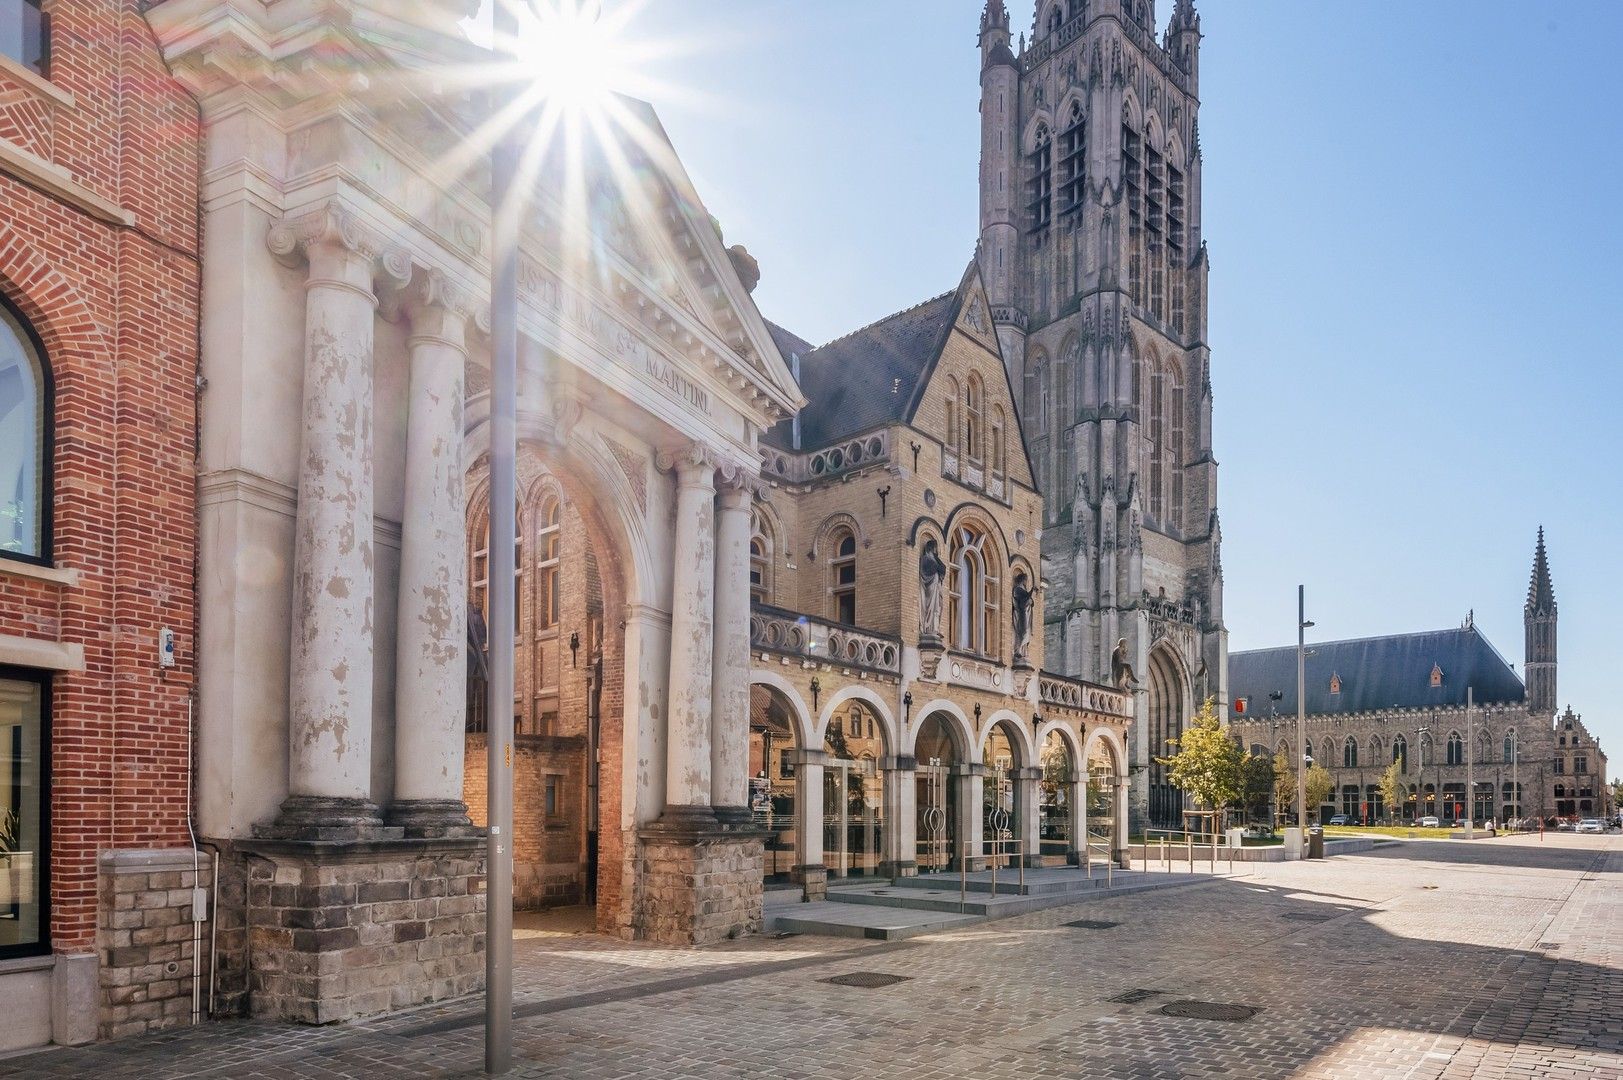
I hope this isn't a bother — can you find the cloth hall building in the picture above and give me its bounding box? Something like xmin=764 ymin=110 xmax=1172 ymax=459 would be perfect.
xmin=1227 ymin=533 xmax=1610 ymax=826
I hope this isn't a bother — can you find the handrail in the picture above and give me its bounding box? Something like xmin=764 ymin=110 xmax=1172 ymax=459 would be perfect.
xmin=1085 ymin=839 xmax=1113 ymax=888
xmin=957 ymin=839 xmax=1025 ymax=911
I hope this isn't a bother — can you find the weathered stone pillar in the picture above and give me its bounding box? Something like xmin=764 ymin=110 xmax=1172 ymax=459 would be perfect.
xmin=710 ymin=471 xmax=753 ymax=822
xmin=391 ymin=270 xmax=474 ymax=834
xmin=657 ymin=443 xmax=717 ymax=825
xmin=793 ymin=750 xmax=827 ymax=900
xmin=265 ymin=203 xmax=389 ymax=834
xmin=1016 ymin=766 xmax=1042 ymax=867
xmin=1115 ymin=773 xmax=1132 ymax=868
xmin=960 ymin=763 xmax=985 ymax=871
xmin=882 ymin=756 xmax=917 ymax=878
xmin=1068 ymin=768 xmax=1086 ymax=866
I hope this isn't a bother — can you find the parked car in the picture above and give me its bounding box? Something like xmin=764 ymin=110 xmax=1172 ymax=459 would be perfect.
xmin=1556 ymin=819 xmax=1574 ymax=831
xmin=1576 ymin=818 xmax=1604 ymax=834
xmin=1328 ymin=814 xmax=1352 ymax=826
xmin=1418 ymin=815 xmax=1440 ymax=828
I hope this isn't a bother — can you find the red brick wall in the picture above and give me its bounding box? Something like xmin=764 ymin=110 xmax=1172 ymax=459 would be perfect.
xmin=0 ymin=1 xmax=200 ymax=953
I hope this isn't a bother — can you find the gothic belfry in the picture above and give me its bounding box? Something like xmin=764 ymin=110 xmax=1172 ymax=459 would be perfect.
xmin=976 ymin=0 xmax=1226 ymax=826
xmin=1523 ymin=528 xmax=1557 ymax=716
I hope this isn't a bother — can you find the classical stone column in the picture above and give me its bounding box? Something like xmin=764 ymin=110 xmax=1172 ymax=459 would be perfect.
xmin=882 ymin=756 xmax=916 ymax=879
xmin=265 ymin=203 xmax=388 ymax=834
xmin=794 ymin=750 xmax=826 ymax=900
xmin=1016 ymin=766 xmax=1042 ymax=867
xmin=1068 ymin=768 xmax=1086 ymax=866
xmin=960 ymin=764 xmax=985 ymax=871
xmin=656 ymin=443 xmax=717 ymax=825
xmin=390 ymin=270 xmax=474 ymax=834
xmin=710 ymin=470 xmax=753 ymax=823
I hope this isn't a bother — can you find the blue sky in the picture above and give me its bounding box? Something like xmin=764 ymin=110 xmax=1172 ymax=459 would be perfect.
xmin=477 ymin=1 xmax=1621 ymax=771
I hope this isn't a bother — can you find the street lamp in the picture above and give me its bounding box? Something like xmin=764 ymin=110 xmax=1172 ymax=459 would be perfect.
xmin=1296 ymin=585 xmax=1314 ymax=839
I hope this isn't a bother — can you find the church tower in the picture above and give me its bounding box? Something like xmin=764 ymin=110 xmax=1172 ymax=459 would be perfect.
xmin=1523 ymin=528 xmax=1557 ymax=716
xmin=974 ymin=0 xmax=1225 ymax=828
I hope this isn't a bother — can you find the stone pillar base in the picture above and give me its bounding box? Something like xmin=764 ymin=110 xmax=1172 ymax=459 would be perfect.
xmin=712 ymin=805 xmax=753 ymax=828
xmin=387 ymin=799 xmax=479 ymax=839
xmin=256 ymin=796 xmax=402 ymax=842
xmin=238 ymin=837 xmax=484 ymax=1025
xmin=635 ymin=826 xmax=764 ymax=945
xmin=879 ymin=860 xmax=915 ymax=880
xmin=792 ymin=864 xmax=828 ymax=901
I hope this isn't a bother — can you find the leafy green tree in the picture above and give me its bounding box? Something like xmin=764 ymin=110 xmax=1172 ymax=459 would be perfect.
xmin=1377 ymin=760 xmax=1406 ymax=823
xmin=1155 ymin=698 xmax=1243 ymax=826
xmin=1239 ymin=751 xmax=1280 ymax=827
xmin=1274 ymin=750 xmax=1297 ymax=821
xmin=1304 ymin=763 xmax=1333 ymax=821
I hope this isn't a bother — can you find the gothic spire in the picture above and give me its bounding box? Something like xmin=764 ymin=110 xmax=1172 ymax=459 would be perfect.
xmin=1170 ymin=0 xmax=1201 ymax=31
xmin=981 ymin=0 xmax=1009 ymax=35
xmin=1526 ymin=527 xmax=1556 ymax=615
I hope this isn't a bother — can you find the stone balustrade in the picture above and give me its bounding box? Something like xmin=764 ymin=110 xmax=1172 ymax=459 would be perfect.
xmin=760 ymin=430 xmax=890 ymax=484
xmin=1040 ymin=671 xmax=1134 ymax=719
xmin=749 ymin=603 xmax=901 ymax=676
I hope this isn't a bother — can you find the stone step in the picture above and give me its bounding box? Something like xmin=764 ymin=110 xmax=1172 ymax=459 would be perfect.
xmin=765 ymin=901 xmax=983 ymax=941
xmin=889 ymin=868 xmax=1126 ymax=897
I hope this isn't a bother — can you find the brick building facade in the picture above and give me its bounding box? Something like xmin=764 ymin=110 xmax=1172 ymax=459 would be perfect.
xmin=0 ymin=0 xmax=203 ymax=1051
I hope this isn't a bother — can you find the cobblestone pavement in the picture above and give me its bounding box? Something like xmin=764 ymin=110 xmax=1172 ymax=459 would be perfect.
xmin=5 ymin=833 xmax=1618 ymax=1079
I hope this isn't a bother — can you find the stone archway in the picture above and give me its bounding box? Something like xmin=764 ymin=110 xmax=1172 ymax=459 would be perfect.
xmin=1083 ymin=728 xmax=1129 ymax=867
xmin=1145 ymin=644 xmax=1191 ymax=827
xmin=462 ymin=430 xmax=641 ymax=933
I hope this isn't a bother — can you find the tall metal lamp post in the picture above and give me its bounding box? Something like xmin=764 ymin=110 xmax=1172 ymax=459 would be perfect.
xmin=485 ymin=0 xmax=521 ymax=1072
xmin=1296 ymin=585 xmax=1314 ymax=836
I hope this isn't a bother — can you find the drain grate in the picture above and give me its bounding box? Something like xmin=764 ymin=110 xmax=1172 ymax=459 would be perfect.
xmin=1537 ymin=942 xmax=1560 ymax=951
xmin=1420 ymin=885 xmax=1439 ymax=890
xmin=1065 ymin=919 xmax=1122 ymax=930
xmin=1160 ymin=1000 xmax=1258 ymax=1022
xmin=822 ymin=972 xmax=910 ymax=989
xmin=1280 ymin=912 xmax=1332 ymax=922
xmin=1109 ymin=988 xmax=1164 ymax=1004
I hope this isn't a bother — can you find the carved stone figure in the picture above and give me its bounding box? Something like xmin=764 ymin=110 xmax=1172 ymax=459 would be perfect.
xmin=1111 ymin=637 xmax=1139 ymax=689
xmin=919 ymin=539 xmax=947 ymax=646
xmin=1012 ymin=572 xmax=1035 ymax=666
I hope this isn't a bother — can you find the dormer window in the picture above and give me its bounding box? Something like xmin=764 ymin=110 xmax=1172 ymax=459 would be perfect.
xmin=1328 ymin=673 xmax=1341 ymax=695
xmin=1429 ymin=664 xmax=1443 ymax=688
xmin=1 ymin=0 xmax=47 ymax=77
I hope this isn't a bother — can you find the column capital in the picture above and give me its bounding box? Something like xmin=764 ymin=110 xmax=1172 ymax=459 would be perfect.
xmin=268 ymin=200 xmax=385 ymax=268
xmin=715 ymin=463 xmax=764 ymax=506
xmin=657 ymin=442 xmax=718 ymax=487
xmin=386 ymin=267 xmax=478 ymax=348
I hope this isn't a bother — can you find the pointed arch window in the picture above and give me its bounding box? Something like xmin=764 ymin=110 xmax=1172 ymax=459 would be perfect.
xmin=1025 ymin=357 xmax=1049 ymax=436
xmin=1503 ymin=729 xmax=1517 ymax=766
xmin=829 ymin=527 xmax=857 ymax=625
xmin=0 ymin=301 xmax=49 ymax=562
xmin=749 ymin=511 xmax=771 ymax=605
xmin=944 ymin=376 xmax=960 ymax=458
xmin=1446 ymin=732 xmax=1463 ymax=767
xmin=989 ymin=404 xmax=1007 ymax=481
xmin=948 ymin=523 xmax=1000 ymax=657
xmin=964 ymin=373 xmax=984 ymax=464
xmin=1168 ymin=370 xmax=1184 ymax=530
xmin=472 ymin=497 xmax=522 ymax=632
xmin=1392 ymin=734 xmax=1408 ymax=773
xmin=1028 ymin=124 xmax=1052 ymax=232
xmin=1058 ymin=101 xmax=1087 ymax=217
xmin=1343 ymin=737 xmax=1358 ymax=769
xmin=1047 ymin=3 xmax=1064 ymax=35
xmin=1123 ymin=120 xmax=1143 ymax=305
xmin=536 ymin=495 xmax=561 ymax=630
xmin=1148 ymin=362 xmax=1166 ymax=520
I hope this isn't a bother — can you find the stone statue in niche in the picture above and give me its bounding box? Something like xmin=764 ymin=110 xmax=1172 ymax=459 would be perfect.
xmin=1111 ymin=637 xmax=1139 ymax=690
xmin=1012 ymin=572 xmax=1035 ymax=668
xmin=918 ymin=539 xmax=947 ymax=647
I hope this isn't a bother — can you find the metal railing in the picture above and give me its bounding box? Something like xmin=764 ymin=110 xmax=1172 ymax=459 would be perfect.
xmin=957 ymin=839 xmax=1026 ymax=910
xmin=1141 ymin=828 xmax=1236 ymax=875
xmin=1085 ymin=839 xmax=1113 ymax=888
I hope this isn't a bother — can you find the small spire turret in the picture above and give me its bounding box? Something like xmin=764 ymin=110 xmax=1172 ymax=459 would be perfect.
xmin=1523 ymin=527 xmax=1558 ymax=715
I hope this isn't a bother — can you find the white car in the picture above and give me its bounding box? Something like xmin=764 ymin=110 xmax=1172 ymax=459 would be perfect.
xmin=1576 ymin=818 xmax=1604 ymax=834
xmin=1418 ymin=815 xmax=1440 ymax=828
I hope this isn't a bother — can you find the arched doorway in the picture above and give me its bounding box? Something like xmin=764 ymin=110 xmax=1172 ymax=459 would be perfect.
xmin=822 ymin=701 xmax=886 ymax=878
xmin=463 ymin=442 xmax=631 ymax=924
xmin=1146 ymin=646 xmax=1188 ymax=827
xmin=749 ymin=683 xmax=800 ymax=884
xmin=1086 ymin=737 xmax=1122 ymax=868
xmin=981 ymin=721 xmax=1023 ymax=864
xmin=1038 ymin=730 xmax=1075 ymax=861
xmin=915 ymin=711 xmax=964 ymax=873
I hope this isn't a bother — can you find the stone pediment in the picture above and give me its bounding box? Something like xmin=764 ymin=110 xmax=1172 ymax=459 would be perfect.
xmin=955 ymin=275 xmax=999 ymax=353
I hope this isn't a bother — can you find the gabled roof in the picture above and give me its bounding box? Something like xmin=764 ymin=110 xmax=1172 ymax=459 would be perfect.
xmin=1229 ymin=626 xmax=1526 ymax=718
xmin=762 ymin=289 xmax=959 ymax=450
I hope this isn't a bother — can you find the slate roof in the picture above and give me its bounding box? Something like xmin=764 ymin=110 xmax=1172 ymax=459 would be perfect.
xmin=763 ymin=289 xmax=959 ymax=451
xmin=1228 ymin=626 xmax=1526 ymax=718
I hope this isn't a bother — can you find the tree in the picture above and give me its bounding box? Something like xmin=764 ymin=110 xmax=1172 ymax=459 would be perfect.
xmin=1155 ymin=698 xmax=1243 ymax=826
xmin=1377 ymin=760 xmax=1406 ymax=823
xmin=1304 ymin=763 xmax=1333 ymax=821
xmin=1274 ymin=750 xmax=1297 ymax=821
xmin=1239 ymin=751 xmax=1280 ymax=828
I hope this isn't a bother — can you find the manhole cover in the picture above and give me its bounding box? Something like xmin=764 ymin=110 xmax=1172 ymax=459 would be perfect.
xmin=1538 ymin=942 xmax=1560 ymax=951
xmin=1109 ymin=988 xmax=1164 ymax=1004
xmin=822 ymin=972 xmax=910 ymax=989
xmin=1160 ymin=1000 xmax=1258 ymax=1022
xmin=1280 ymin=912 xmax=1332 ymax=922
xmin=1065 ymin=919 xmax=1121 ymax=930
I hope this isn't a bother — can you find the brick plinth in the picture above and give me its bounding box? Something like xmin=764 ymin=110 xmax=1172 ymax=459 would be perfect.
xmin=237 ymin=838 xmax=485 ymax=1025
xmin=96 ymin=849 xmax=213 ymax=1041
xmin=633 ymin=829 xmax=764 ymax=945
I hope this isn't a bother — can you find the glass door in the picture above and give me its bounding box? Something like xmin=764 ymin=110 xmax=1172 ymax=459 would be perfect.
xmin=915 ymin=761 xmax=954 ymax=873
xmin=824 ymin=757 xmax=883 ymax=878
